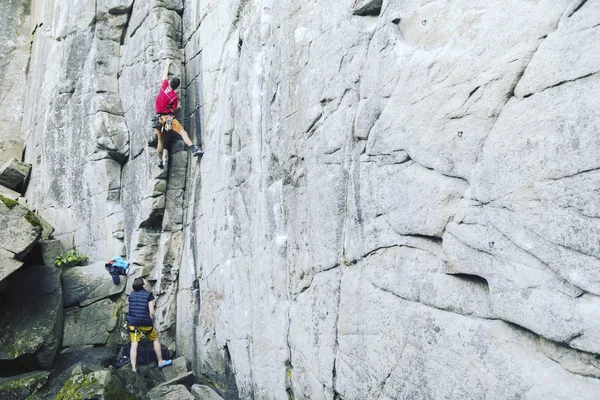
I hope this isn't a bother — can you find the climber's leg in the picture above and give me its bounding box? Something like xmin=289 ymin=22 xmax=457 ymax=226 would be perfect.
xmin=129 ymin=327 xmax=140 ymax=372
xmin=156 ymin=128 xmax=165 ymax=168
xmin=171 ymin=117 xmax=203 ymax=156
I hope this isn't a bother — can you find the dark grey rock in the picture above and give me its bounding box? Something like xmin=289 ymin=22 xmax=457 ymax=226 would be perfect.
xmin=62 ymin=298 xmax=120 ymax=348
xmin=0 ymin=158 xmax=31 ymax=192
xmin=0 ymin=265 xmax=63 ymax=374
xmin=0 ymin=371 xmax=50 ymax=400
xmin=148 ymin=384 xmax=194 ymax=400
xmin=190 ymin=384 xmax=224 ymax=400
xmin=62 ymin=262 xmax=126 ymax=307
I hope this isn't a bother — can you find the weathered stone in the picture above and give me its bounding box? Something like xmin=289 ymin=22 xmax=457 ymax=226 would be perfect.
xmin=62 ymin=299 xmax=120 ymax=348
xmin=0 ymin=371 xmax=50 ymax=400
xmin=54 ymin=364 xmax=140 ymax=400
xmin=0 ymin=158 xmax=31 ymax=192
xmin=190 ymin=384 xmax=224 ymax=400
xmin=160 ymin=356 xmax=188 ymax=382
xmin=39 ymin=239 xmax=64 ymax=268
xmin=148 ymin=384 xmax=194 ymax=400
xmin=0 ymin=195 xmax=42 ymax=278
xmin=0 ymin=184 xmax=20 ymax=201
xmin=0 ymin=0 xmax=30 ymax=166
xmin=62 ymin=261 xmax=126 ymax=307
xmin=0 ymin=265 xmax=63 ymax=373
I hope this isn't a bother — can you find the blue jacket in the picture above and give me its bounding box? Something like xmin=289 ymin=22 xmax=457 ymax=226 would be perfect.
xmin=127 ymin=289 xmax=154 ymax=326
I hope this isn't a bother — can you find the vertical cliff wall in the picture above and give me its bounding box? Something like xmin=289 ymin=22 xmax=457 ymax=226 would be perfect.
xmin=176 ymin=0 xmax=600 ymax=398
xmin=1 ymin=0 xmax=599 ymax=399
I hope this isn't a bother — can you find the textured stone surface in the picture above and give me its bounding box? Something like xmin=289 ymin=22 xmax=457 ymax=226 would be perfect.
xmin=0 ymin=158 xmax=31 ymax=192
xmin=149 ymin=384 xmax=194 ymax=400
xmin=0 ymin=371 xmax=50 ymax=400
xmin=39 ymin=239 xmax=64 ymax=268
xmin=62 ymin=299 xmax=120 ymax=348
xmin=0 ymin=195 xmax=42 ymax=282
xmin=62 ymin=261 xmax=126 ymax=307
xmin=174 ymin=0 xmax=600 ymax=398
xmin=190 ymin=384 xmax=224 ymax=400
xmin=20 ymin=0 xmax=128 ymax=261
xmin=0 ymin=0 xmax=30 ymax=164
xmin=54 ymin=364 xmax=140 ymax=400
xmin=0 ymin=265 xmax=63 ymax=373
xmin=1 ymin=0 xmax=599 ymax=398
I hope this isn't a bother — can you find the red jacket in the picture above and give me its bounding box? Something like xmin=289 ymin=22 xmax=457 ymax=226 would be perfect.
xmin=155 ymin=80 xmax=179 ymax=114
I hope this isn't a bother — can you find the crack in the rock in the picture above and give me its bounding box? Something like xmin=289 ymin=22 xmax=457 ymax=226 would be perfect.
xmin=523 ymin=71 xmax=599 ymax=98
xmin=568 ymin=0 xmax=589 ymax=17
xmin=370 ymin=281 xmax=496 ymax=322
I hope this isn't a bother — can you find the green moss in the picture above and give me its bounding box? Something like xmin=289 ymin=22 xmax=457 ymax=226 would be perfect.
xmin=0 ymin=195 xmax=19 ymax=209
xmin=55 ymin=375 xmax=101 ymax=400
xmin=0 ymin=372 xmax=48 ymax=399
xmin=25 ymin=210 xmax=42 ymax=228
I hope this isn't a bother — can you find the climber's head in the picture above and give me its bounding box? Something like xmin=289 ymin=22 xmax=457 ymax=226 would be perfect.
xmin=170 ymin=77 xmax=180 ymax=90
xmin=132 ymin=277 xmax=145 ymax=291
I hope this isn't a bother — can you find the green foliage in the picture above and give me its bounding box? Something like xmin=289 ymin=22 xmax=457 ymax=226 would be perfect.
xmin=55 ymin=249 xmax=89 ymax=268
xmin=0 ymin=195 xmax=19 ymax=209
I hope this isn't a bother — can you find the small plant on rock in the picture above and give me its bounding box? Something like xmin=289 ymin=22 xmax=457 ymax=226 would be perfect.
xmin=55 ymin=249 xmax=89 ymax=268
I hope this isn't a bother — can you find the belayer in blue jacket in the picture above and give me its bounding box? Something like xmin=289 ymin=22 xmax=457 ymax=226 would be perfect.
xmin=126 ymin=277 xmax=172 ymax=372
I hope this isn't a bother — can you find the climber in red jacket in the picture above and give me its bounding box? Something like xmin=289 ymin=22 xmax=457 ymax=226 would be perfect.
xmin=154 ymin=59 xmax=202 ymax=168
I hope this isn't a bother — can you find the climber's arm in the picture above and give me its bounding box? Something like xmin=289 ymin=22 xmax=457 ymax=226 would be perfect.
xmin=148 ymin=300 xmax=156 ymax=320
xmin=162 ymin=59 xmax=172 ymax=81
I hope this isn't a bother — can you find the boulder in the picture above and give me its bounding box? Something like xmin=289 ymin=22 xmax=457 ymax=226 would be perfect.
xmin=0 ymin=158 xmax=31 ymax=192
xmin=62 ymin=261 xmax=126 ymax=307
xmin=62 ymin=299 xmax=120 ymax=348
xmin=0 ymin=265 xmax=63 ymax=374
xmin=0 ymin=196 xmax=43 ymax=283
xmin=54 ymin=364 xmax=142 ymax=400
xmin=0 ymin=371 xmax=50 ymax=400
xmin=160 ymin=357 xmax=188 ymax=382
xmin=191 ymin=384 xmax=224 ymax=400
xmin=148 ymin=384 xmax=194 ymax=400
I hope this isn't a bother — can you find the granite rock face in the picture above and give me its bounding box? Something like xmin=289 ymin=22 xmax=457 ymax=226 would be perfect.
xmin=176 ymin=0 xmax=600 ymax=398
xmin=1 ymin=0 xmax=598 ymax=399
xmin=0 ymin=0 xmax=30 ymax=164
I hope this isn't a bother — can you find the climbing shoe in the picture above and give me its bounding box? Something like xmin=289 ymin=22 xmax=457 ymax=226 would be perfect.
xmin=157 ymin=160 xmax=164 ymax=169
xmin=190 ymin=145 xmax=203 ymax=157
xmin=158 ymin=359 xmax=172 ymax=369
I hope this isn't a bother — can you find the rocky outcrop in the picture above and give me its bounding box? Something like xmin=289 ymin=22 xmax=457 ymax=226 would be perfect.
xmin=0 ymin=195 xmax=42 ymax=282
xmin=0 ymin=265 xmax=63 ymax=374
